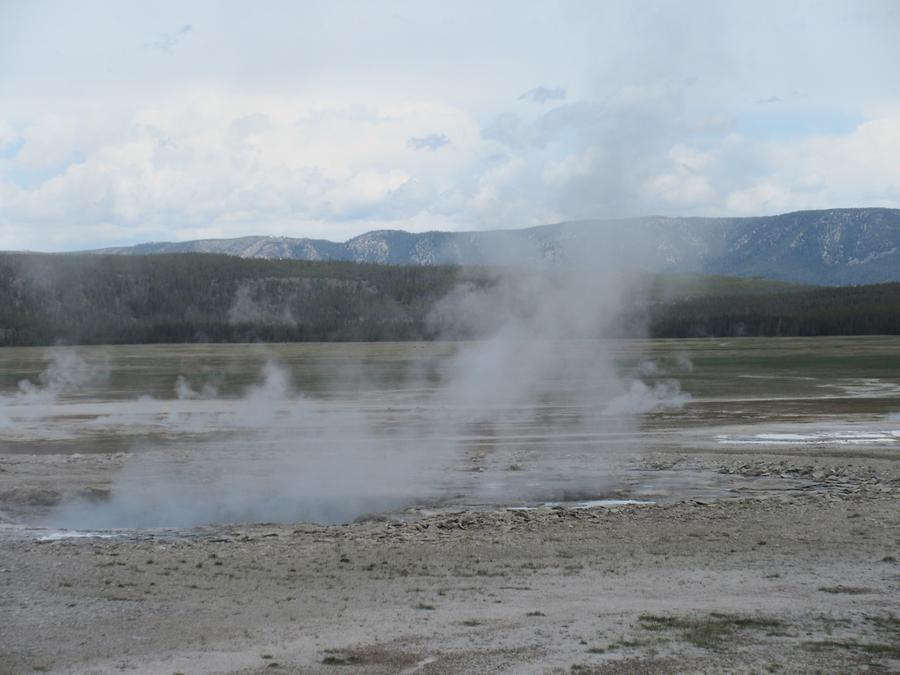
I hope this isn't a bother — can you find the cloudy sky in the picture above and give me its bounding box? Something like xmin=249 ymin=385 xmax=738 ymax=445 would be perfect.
xmin=1 ymin=0 xmax=898 ymax=250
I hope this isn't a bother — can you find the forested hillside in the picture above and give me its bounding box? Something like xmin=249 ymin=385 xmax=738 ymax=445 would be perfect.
xmin=0 ymin=253 xmax=898 ymax=346
xmin=646 ymin=283 xmax=900 ymax=338
xmin=0 ymin=254 xmax=489 ymax=345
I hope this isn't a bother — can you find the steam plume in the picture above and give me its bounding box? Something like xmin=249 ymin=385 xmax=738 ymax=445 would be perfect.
xmin=42 ymin=233 xmax=693 ymax=528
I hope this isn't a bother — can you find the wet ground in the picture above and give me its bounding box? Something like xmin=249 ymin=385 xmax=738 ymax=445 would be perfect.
xmin=1 ymin=337 xmax=899 ymax=533
xmin=1 ymin=337 xmax=899 ymax=673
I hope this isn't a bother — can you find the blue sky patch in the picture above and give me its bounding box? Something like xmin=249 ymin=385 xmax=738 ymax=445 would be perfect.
xmin=736 ymin=108 xmax=863 ymax=139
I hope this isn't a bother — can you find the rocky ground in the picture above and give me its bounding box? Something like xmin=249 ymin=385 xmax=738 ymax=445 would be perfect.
xmin=1 ymin=450 xmax=898 ymax=674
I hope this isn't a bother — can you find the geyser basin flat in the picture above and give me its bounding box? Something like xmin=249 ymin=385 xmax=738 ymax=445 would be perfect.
xmin=1 ymin=337 xmax=899 ymax=532
xmin=0 ymin=463 xmax=825 ymax=536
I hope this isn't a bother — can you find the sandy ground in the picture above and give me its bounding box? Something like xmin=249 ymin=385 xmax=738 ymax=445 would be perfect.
xmin=2 ymin=448 xmax=898 ymax=674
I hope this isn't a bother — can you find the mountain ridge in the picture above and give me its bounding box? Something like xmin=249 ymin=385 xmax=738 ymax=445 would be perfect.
xmin=90 ymin=208 xmax=900 ymax=285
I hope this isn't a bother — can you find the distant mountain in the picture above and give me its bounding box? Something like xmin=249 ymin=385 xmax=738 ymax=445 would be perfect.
xmin=92 ymin=208 xmax=900 ymax=285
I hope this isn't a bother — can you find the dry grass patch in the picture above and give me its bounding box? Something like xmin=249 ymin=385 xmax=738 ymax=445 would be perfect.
xmin=638 ymin=613 xmax=783 ymax=650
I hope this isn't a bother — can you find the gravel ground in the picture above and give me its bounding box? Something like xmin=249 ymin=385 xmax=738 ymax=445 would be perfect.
xmin=2 ymin=451 xmax=898 ymax=674
xmin=3 ymin=339 xmax=899 ymax=673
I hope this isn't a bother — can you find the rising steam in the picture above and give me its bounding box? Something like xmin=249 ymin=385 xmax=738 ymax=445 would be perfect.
xmin=29 ymin=232 xmax=693 ymax=528
xmin=0 ymin=350 xmax=109 ymax=427
xmin=51 ymin=357 xmax=441 ymax=527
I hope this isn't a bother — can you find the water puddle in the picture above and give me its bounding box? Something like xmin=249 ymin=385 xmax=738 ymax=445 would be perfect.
xmin=507 ymin=498 xmax=655 ymax=511
xmin=717 ymin=430 xmax=900 ymax=445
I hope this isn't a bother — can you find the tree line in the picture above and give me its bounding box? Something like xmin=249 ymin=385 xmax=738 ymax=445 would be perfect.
xmin=0 ymin=252 xmax=898 ymax=346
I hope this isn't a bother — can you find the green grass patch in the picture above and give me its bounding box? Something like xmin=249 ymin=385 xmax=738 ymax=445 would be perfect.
xmin=608 ymin=638 xmax=657 ymax=649
xmin=638 ymin=613 xmax=783 ymax=650
xmin=322 ymin=654 xmax=362 ymax=666
xmin=817 ymin=586 xmax=872 ymax=595
xmin=866 ymin=614 xmax=900 ymax=632
xmin=802 ymin=640 xmax=900 ymax=658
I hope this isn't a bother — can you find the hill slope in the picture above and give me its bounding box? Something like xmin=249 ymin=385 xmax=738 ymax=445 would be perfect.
xmin=92 ymin=208 xmax=900 ymax=285
xmin=2 ymin=253 xmax=900 ymax=346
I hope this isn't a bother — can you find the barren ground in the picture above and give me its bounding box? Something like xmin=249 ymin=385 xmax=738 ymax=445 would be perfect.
xmin=1 ymin=339 xmax=899 ymax=673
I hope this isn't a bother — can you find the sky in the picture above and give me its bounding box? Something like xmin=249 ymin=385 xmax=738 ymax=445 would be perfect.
xmin=1 ymin=0 xmax=899 ymax=251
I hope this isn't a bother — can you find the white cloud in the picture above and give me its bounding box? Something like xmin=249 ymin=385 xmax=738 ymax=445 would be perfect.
xmin=725 ymin=182 xmax=792 ymax=214
xmin=646 ymin=171 xmax=716 ymax=208
xmin=17 ymin=114 xmax=83 ymax=170
xmin=3 ymin=97 xmax=900 ymax=250
xmin=0 ymin=1 xmax=898 ymax=249
xmin=0 ymin=93 xmax=490 ymax=248
xmin=542 ymin=148 xmax=605 ymax=190
xmin=721 ymin=114 xmax=900 ymax=214
xmin=0 ymin=119 xmax=19 ymax=152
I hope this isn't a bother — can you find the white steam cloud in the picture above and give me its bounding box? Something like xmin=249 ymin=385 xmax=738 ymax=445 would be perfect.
xmin=602 ymin=379 xmax=690 ymax=416
xmin=0 ymin=350 xmax=109 ymax=427
xmin=16 ymin=350 xmax=108 ymax=402
xmin=51 ymin=358 xmax=442 ymax=528
xmin=28 ymin=234 xmax=694 ymax=529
